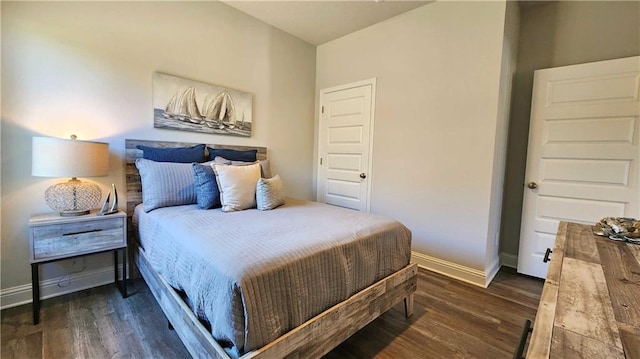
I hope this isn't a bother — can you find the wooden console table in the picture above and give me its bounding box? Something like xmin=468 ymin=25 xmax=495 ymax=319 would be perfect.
xmin=526 ymin=221 xmax=640 ymax=358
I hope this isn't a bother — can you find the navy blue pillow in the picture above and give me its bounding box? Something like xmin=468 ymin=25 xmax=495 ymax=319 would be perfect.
xmin=192 ymin=163 xmax=220 ymax=209
xmin=137 ymin=144 xmax=206 ymax=163
xmin=207 ymin=148 xmax=257 ymax=162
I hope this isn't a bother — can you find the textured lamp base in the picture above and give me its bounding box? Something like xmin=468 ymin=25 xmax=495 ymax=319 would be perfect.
xmin=45 ymin=178 xmax=101 ymax=216
xmin=59 ymin=209 xmax=91 ymax=217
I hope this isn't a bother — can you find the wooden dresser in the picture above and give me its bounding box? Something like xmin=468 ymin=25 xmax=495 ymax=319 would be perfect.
xmin=526 ymin=221 xmax=640 ymax=358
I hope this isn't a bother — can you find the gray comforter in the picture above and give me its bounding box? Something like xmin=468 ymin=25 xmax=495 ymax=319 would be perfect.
xmin=133 ymin=198 xmax=411 ymax=357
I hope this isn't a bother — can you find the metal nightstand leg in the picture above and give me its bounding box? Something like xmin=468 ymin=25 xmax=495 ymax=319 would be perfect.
xmin=31 ymin=263 xmax=40 ymax=325
xmin=122 ymin=247 xmax=127 ymax=297
xmin=114 ymin=248 xmax=127 ymax=298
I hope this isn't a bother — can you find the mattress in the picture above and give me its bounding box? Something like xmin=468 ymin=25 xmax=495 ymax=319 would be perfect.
xmin=133 ymin=198 xmax=411 ymax=357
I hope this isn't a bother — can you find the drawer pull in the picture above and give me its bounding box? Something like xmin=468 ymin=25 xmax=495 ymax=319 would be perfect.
xmin=513 ymin=319 xmax=533 ymax=359
xmin=543 ymin=248 xmax=553 ymax=263
xmin=63 ymin=229 xmax=103 ymax=236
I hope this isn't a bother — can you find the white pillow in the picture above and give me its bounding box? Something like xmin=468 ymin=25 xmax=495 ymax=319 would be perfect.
xmin=256 ymin=175 xmax=285 ymax=210
xmin=212 ymin=162 xmax=261 ymax=212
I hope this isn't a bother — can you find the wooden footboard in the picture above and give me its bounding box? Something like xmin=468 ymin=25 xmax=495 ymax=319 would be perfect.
xmin=245 ymin=262 xmax=418 ymax=359
xmin=134 ymin=242 xmax=417 ymax=359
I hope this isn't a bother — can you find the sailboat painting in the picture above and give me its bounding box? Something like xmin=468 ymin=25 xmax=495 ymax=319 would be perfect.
xmin=153 ymin=72 xmax=252 ymax=137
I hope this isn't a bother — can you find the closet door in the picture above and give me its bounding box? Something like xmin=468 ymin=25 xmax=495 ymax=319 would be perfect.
xmin=317 ymin=79 xmax=376 ymax=212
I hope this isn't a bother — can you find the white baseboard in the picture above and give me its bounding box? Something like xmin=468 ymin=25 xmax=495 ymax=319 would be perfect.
xmin=412 ymin=251 xmax=499 ymax=288
xmin=500 ymin=252 xmax=518 ymax=268
xmin=0 ymin=265 xmax=121 ymax=310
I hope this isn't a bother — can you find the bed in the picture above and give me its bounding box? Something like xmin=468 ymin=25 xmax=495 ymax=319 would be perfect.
xmin=125 ymin=139 xmax=418 ymax=359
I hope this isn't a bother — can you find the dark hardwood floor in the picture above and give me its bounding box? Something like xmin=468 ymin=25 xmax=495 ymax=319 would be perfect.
xmin=1 ymin=267 xmax=543 ymax=359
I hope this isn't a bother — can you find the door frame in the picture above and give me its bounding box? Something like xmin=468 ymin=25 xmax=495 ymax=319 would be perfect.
xmin=317 ymin=78 xmax=377 ymax=212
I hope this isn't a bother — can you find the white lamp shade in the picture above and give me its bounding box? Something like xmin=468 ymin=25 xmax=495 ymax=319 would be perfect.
xmin=32 ymin=136 xmax=109 ymax=178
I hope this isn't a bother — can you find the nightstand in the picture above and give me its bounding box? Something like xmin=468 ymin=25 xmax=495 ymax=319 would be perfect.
xmin=29 ymin=211 xmax=128 ymax=325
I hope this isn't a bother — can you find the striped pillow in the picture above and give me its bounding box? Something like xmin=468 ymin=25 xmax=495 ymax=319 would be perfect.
xmin=135 ymin=158 xmax=197 ymax=212
xmin=256 ymin=175 xmax=285 ymax=211
xmin=213 ymin=156 xmax=272 ymax=179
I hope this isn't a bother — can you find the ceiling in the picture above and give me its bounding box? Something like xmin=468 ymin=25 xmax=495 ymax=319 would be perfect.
xmin=221 ymin=1 xmax=432 ymax=46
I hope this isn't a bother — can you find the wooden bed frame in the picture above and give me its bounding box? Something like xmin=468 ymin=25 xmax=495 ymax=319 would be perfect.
xmin=124 ymin=139 xmax=418 ymax=359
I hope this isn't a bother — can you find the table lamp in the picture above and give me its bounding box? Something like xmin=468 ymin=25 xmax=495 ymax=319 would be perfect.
xmin=32 ymin=135 xmax=109 ymax=216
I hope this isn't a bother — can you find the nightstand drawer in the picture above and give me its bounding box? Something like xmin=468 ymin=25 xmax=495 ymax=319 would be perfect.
xmin=32 ymin=217 xmax=125 ymax=261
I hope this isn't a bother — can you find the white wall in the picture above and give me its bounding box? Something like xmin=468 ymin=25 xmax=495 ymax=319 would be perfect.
xmin=0 ymin=2 xmax=316 ymax=304
xmin=316 ymin=1 xmax=508 ymax=282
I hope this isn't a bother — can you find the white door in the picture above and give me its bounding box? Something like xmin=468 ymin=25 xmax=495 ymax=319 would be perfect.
xmin=317 ymin=79 xmax=376 ymax=211
xmin=518 ymin=56 xmax=640 ymax=278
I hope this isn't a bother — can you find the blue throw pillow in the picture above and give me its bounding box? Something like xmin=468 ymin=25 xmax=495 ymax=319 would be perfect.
xmin=137 ymin=144 xmax=206 ymax=163
xmin=192 ymin=163 xmax=221 ymax=209
xmin=207 ymin=147 xmax=257 ymax=162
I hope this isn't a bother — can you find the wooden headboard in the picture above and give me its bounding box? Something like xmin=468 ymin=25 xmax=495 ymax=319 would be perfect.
xmin=124 ymin=139 xmax=267 ymax=217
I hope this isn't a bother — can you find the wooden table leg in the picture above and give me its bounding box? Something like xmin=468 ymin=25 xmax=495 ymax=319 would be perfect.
xmin=31 ymin=263 xmax=40 ymax=325
xmin=404 ymin=293 xmax=414 ymax=318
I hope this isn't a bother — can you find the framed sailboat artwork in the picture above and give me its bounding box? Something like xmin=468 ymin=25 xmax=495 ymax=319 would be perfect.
xmin=152 ymin=72 xmax=253 ymax=137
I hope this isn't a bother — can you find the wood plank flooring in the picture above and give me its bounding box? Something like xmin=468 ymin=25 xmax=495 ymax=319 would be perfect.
xmin=1 ymin=267 xmax=542 ymax=358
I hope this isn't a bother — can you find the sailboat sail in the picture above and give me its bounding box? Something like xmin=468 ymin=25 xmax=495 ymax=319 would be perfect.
xmin=202 ymin=91 xmax=235 ymax=129
xmin=184 ymin=87 xmax=202 ymax=123
xmin=163 ymin=87 xmax=202 ymax=123
xmin=163 ymin=92 xmax=179 ymax=118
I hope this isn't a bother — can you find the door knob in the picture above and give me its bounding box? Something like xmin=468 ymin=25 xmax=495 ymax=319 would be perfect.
xmin=360 ymin=173 xmax=367 ymax=179
xmin=527 ymin=182 xmax=538 ymax=189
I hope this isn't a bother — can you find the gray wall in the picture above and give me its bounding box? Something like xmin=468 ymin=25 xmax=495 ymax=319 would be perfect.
xmin=488 ymin=0 xmax=520 ymax=270
xmin=500 ymin=1 xmax=640 ymax=259
xmin=1 ymin=2 xmax=316 ymax=297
